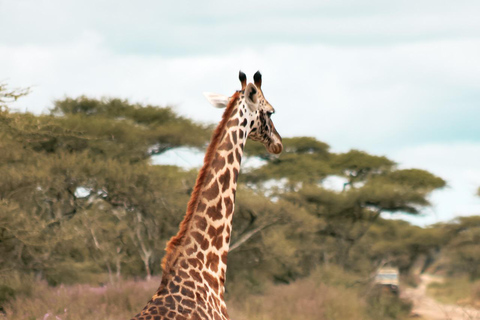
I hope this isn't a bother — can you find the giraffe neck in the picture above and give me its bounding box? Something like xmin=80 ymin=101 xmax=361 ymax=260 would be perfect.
xmin=160 ymin=91 xmax=251 ymax=293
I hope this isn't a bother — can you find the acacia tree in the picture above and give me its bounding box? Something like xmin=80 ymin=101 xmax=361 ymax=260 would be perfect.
xmin=226 ymin=188 xmax=320 ymax=287
xmin=0 ymin=83 xmax=30 ymax=108
xmin=440 ymin=216 xmax=480 ymax=280
xmin=243 ymin=137 xmax=445 ymax=271
xmin=51 ymin=96 xmax=211 ymax=160
xmin=0 ymin=92 xmax=450 ymax=291
xmin=0 ymin=96 xmax=210 ymax=283
xmin=432 ymin=190 xmax=480 ymax=280
xmin=355 ymin=219 xmax=446 ymax=274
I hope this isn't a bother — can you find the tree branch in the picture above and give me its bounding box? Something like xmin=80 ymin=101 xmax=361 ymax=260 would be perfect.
xmin=230 ymin=219 xmax=279 ymax=253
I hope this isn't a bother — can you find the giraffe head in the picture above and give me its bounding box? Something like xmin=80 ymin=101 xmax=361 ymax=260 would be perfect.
xmin=204 ymin=71 xmax=283 ymax=154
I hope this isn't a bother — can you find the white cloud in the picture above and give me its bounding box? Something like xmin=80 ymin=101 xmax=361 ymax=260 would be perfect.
xmin=3 ymin=37 xmax=480 ymax=151
xmin=2 ymin=0 xmax=480 ymax=54
xmin=2 ymin=1 xmax=480 ymax=226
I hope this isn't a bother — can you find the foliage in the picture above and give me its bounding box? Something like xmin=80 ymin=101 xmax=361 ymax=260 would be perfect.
xmin=244 ymin=137 xmax=332 ymax=185
xmin=51 ymin=96 xmax=211 ymax=160
xmin=243 ymin=137 xmax=445 ymax=271
xmin=366 ymin=286 xmax=412 ymax=320
xmin=359 ymin=219 xmax=445 ymax=274
xmin=0 ymin=92 xmax=472 ymax=319
xmin=0 ymin=270 xmax=412 ymax=320
xmin=0 ymin=97 xmax=208 ymax=288
xmin=438 ymin=216 xmax=480 ymax=280
xmin=0 ymin=83 xmax=30 ymax=109
xmin=228 ymin=266 xmax=411 ymax=320
xmin=427 ymin=277 xmax=480 ymax=307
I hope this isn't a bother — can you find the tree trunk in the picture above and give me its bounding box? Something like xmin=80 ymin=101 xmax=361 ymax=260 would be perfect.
xmin=115 ymin=246 xmax=122 ymax=281
xmin=143 ymin=254 xmax=152 ymax=281
xmin=106 ymin=261 xmax=114 ymax=284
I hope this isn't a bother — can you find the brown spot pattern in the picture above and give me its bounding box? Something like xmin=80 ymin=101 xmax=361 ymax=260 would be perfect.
xmin=189 ymin=269 xmax=203 ymax=282
xmin=181 ymin=287 xmax=195 ymax=299
xmin=226 ymin=118 xmax=239 ymax=127
xmin=194 ymin=216 xmax=208 ymax=231
xmin=219 ymin=169 xmax=231 ymax=192
xmin=232 ymin=168 xmax=239 ymax=182
xmin=188 ymin=258 xmax=202 ymax=269
xmin=184 ymin=280 xmax=195 ymax=289
xmin=206 ymin=252 xmax=220 ymax=272
xmin=202 ymin=180 xmax=219 ymax=201
xmin=224 ymin=197 xmax=233 ymax=217
xmin=211 ymin=155 xmax=225 ymax=172
xmin=218 ymin=135 xmax=233 ymax=151
xmin=185 ymin=244 xmax=197 ymax=255
xmin=221 ymin=251 xmax=228 ymax=264
xmin=227 ymin=152 xmax=234 ymax=164
xmin=191 ymin=232 xmax=205 ymax=247
xmin=168 ymin=282 xmax=180 ymax=294
xmin=235 ymin=148 xmax=241 ymax=163
xmin=178 ymin=270 xmax=189 ymax=279
xmin=196 ymin=201 xmax=206 ymax=213
xmin=212 ymin=235 xmax=223 ymax=250
xmin=206 ymin=203 xmax=223 ymax=221
xmin=203 ymin=271 xmax=219 ymax=292
xmin=196 ymin=252 xmax=204 ymax=261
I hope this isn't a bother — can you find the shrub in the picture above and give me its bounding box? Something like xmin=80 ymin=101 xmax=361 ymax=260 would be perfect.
xmin=366 ymin=286 xmax=412 ymax=320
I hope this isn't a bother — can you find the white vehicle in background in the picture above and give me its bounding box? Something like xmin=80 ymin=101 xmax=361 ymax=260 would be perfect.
xmin=374 ymin=267 xmax=400 ymax=295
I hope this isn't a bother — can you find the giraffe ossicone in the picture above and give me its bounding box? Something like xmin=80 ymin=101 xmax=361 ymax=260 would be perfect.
xmin=131 ymin=71 xmax=282 ymax=320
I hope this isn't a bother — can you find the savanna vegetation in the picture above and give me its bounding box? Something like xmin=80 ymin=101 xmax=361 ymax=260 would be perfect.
xmin=1 ymin=84 xmax=479 ymax=319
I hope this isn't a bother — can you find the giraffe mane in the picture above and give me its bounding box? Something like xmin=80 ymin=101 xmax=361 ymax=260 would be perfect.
xmin=161 ymin=91 xmax=240 ymax=274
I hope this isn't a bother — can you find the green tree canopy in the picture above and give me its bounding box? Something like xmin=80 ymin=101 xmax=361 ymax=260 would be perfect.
xmin=0 ymin=98 xmax=453 ymax=297
xmin=244 ymin=136 xmax=445 ymax=269
xmin=48 ymin=96 xmax=211 ymax=160
xmin=0 ymin=83 xmax=30 ymax=108
xmin=243 ymin=137 xmax=332 ymax=186
xmin=439 ymin=216 xmax=480 ymax=280
xmin=0 ymin=96 xmax=210 ymax=283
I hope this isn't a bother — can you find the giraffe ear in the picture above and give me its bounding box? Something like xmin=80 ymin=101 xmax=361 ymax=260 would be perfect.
xmin=244 ymin=83 xmax=259 ymax=111
xmin=203 ymin=92 xmax=229 ymax=108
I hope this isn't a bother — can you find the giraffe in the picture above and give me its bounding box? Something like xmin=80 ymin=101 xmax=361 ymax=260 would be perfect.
xmin=131 ymin=71 xmax=283 ymax=320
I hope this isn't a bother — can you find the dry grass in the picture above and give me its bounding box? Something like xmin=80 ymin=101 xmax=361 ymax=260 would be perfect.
xmin=228 ymin=267 xmax=411 ymax=320
xmin=228 ymin=278 xmax=366 ymax=320
xmin=1 ymin=268 xmax=411 ymax=320
xmin=428 ymin=277 xmax=480 ymax=308
xmin=1 ymin=277 xmax=159 ymax=320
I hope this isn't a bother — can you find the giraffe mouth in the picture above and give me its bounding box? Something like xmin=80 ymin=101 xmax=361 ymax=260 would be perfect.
xmin=265 ymin=129 xmax=283 ymax=154
xmin=267 ymin=141 xmax=283 ymax=154
xmin=265 ymin=121 xmax=282 ymax=154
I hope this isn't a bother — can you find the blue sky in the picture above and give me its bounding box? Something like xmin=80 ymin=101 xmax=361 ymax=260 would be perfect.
xmin=1 ymin=0 xmax=479 ymax=225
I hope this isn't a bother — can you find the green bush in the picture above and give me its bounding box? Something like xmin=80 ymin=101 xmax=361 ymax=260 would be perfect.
xmin=0 ymin=285 xmax=15 ymax=312
xmin=44 ymin=261 xmax=105 ymax=286
xmin=366 ymin=286 xmax=412 ymax=320
xmin=471 ymin=281 xmax=480 ymax=301
xmin=228 ymin=266 xmax=411 ymax=320
xmin=428 ymin=277 xmax=480 ymax=306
